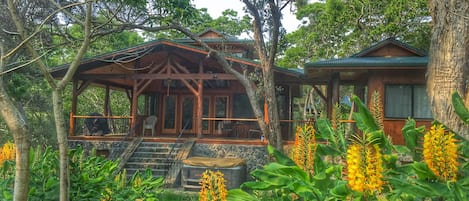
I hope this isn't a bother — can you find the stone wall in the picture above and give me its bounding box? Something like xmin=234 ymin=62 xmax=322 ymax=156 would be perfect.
xmin=190 ymin=143 xmax=269 ymax=181
xmin=68 ymin=140 xmax=129 ymax=159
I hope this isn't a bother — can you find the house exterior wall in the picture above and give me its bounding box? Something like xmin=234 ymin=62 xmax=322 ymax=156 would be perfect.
xmin=367 ymin=69 xmax=432 ymax=144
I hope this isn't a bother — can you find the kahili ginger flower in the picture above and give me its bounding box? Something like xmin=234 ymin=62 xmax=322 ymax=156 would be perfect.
xmin=346 ymin=137 xmax=384 ymax=194
xmin=291 ymin=124 xmax=316 ymax=175
xmin=0 ymin=142 xmax=16 ymax=166
xmin=423 ymin=124 xmax=459 ymax=182
xmin=199 ymin=170 xmax=227 ymax=201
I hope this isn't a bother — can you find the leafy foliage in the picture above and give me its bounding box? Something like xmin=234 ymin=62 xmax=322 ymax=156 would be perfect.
xmin=0 ymin=146 xmax=164 ymax=200
xmin=278 ymin=0 xmax=430 ymax=68
xmin=228 ymin=95 xmax=469 ymax=200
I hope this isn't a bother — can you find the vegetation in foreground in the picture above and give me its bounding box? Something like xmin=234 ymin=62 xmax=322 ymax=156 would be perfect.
xmin=1 ymin=93 xmax=468 ymax=201
xmin=226 ymin=92 xmax=469 ymax=200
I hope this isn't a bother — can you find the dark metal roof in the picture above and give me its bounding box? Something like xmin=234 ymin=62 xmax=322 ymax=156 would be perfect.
xmin=305 ymin=56 xmax=428 ymax=68
xmin=352 ymin=37 xmax=427 ymax=57
xmin=305 ymin=37 xmax=428 ymax=69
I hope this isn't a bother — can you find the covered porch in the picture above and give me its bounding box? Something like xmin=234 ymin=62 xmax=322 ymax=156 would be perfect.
xmin=51 ymin=31 xmax=305 ymax=142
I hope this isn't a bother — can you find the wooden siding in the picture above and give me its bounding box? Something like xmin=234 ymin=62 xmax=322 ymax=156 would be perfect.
xmin=368 ymin=69 xmax=428 ymax=145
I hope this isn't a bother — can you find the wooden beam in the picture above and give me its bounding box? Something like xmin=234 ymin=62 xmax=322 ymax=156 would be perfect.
xmin=312 ymin=85 xmax=327 ymax=102
xmin=76 ymin=73 xmax=237 ymax=80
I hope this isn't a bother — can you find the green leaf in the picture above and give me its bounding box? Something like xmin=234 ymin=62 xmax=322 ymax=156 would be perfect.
xmin=263 ymin=163 xmax=309 ymax=181
xmin=452 ymin=91 xmax=469 ymax=124
xmin=329 ymin=181 xmax=350 ymax=198
xmin=241 ymin=181 xmax=276 ymax=190
xmin=401 ymin=118 xmax=425 ymax=160
xmin=351 ymin=95 xmax=381 ymax=132
xmin=453 ymin=182 xmax=468 ymax=201
xmin=250 ymin=170 xmax=291 ymax=186
xmin=267 ymin=145 xmax=296 ymax=166
xmin=411 ymin=162 xmax=437 ymax=180
xmin=227 ymin=189 xmax=257 ymax=201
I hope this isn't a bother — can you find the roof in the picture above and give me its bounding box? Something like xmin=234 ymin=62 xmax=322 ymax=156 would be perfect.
xmin=305 ymin=37 xmax=428 ymax=69
xmin=352 ymin=37 xmax=427 ymax=57
xmin=50 ymin=37 xmax=302 ymax=79
xmin=305 ymin=56 xmax=428 ymax=68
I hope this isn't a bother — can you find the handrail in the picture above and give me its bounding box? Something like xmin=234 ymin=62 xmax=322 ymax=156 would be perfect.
xmin=164 ymin=120 xmax=192 ymax=177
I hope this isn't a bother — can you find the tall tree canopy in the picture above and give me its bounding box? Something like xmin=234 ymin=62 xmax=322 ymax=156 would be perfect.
xmin=278 ymin=0 xmax=430 ymax=68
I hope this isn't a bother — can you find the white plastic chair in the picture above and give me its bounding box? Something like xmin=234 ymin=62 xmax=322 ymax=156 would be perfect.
xmin=142 ymin=115 xmax=157 ymax=136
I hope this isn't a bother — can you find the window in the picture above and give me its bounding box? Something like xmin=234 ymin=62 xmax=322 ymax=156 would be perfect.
xmin=385 ymin=85 xmax=432 ymax=119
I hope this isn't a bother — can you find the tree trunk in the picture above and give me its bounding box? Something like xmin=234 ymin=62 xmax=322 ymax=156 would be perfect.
xmin=0 ymin=45 xmax=30 ymax=201
xmin=52 ymin=89 xmax=70 ymax=201
xmin=427 ymin=0 xmax=469 ymax=140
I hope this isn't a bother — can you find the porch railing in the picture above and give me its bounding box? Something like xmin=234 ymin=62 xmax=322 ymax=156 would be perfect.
xmin=201 ymin=118 xmax=312 ymax=140
xmin=70 ymin=114 xmax=132 ymax=136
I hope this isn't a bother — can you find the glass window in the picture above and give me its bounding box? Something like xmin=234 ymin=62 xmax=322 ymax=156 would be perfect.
xmin=164 ymin=95 xmax=176 ymax=129
xmin=181 ymin=96 xmax=194 ymax=129
xmin=215 ymin=97 xmax=228 ymax=118
xmin=202 ymin=97 xmax=210 ymax=130
xmin=385 ymin=85 xmax=432 ymax=119
xmin=233 ymin=94 xmax=254 ymax=118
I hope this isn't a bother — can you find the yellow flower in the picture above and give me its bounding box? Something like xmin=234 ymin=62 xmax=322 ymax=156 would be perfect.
xmin=291 ymin=125 xmax=316 ymax=175
xmin=423 ymin=124 xmax=459 ymax=182
xmin=199 ymin=170 xmax=227 ymax=201
xmin=0 ymin=142 xmax=16 ymax=166
xmin=346 ymin=141 xmax=384 ymax=194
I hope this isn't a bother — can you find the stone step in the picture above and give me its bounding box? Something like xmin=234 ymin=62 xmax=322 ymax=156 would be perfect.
xmin=124 ymin=168 xmax=168 ymax=178
xmin=127 ymin=157 xmax=174 ymax=163
xmin=130 ymin=151 xmax=177 ymax=158
xmin=125 ymin=162 xmax=171 ymax=169
xmin=122 ymin=142 xmax=183 ymax=181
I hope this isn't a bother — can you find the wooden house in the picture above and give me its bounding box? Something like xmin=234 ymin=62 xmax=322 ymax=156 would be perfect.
xmin=304 ymin=38 xmax=432 ymax=144
xmin=50 ymin=29 xmax=304 ymax=142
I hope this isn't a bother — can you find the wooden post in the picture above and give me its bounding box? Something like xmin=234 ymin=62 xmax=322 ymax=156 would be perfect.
xmin=104 ymin=85 xmax=110 ymax=116
xmin=327 ymin=72 xmax=340 ymax=118
xmin=70 ymin=80 xmax=78 ymax=136
xmin=196 ymin=61 xmax=204 ymax=138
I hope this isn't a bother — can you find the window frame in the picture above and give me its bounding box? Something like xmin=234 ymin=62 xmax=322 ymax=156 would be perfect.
xmin=384 ymin=84 xmax=432 ymax=119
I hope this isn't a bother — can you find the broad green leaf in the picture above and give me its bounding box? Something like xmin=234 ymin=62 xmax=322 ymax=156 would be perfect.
xmin=267 ymin=145 xmax=296 ymax=166
xmin=411 ymin=162 xmax=437 ymax=180
xmin=452 ymin=91 xmax=469 ymax=124
xmin=263 ymin=163 xmax=309 ymax=181
xmin=241 ymin=181 xmax=276 ymax=190
xmin=401 ymin=118 xmax=425 ymax=160
xmin=227 ymin=189 xmax=257 ymax=201
xmin=351 ymin=95 xmax=380 ymax=132
xmin=329 ymin=181 xmax=350 ymax=198
xmin=250 ymin=170 xmax=291 ymax=186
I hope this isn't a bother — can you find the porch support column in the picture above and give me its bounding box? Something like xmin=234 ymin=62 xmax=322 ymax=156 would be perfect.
xmin=70 ymin=80 xmax=78 ymax=136
xmin=104 ymin=85 xmax=110 ymax=116
xmin=196 ymin=61 xmax=204 ymax=138
xmin=196 ymin=80 xmax=203 ymax=138
xmin=130 ymin=62 xmax=140 ymax=137
xmin=327 ymin=72 xmax=340 ymax=118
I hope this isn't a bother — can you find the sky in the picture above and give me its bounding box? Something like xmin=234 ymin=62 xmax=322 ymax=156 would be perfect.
xmin=192 ymin=0 xmax=301 ymax=33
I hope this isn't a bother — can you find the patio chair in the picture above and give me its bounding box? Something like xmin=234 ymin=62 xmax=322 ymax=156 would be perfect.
xmin=142 ymin=115 xmax=157 ymax=136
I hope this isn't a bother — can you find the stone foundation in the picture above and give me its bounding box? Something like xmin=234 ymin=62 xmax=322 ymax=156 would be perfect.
xmin=68 ymin=140 xmax=129 ymax=159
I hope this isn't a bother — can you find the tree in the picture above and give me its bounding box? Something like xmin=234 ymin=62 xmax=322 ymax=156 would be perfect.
xmin=278 ymin=0 xmax=430 ymax=68
xmin=6 ymin=1 xmax=92 ymax=200
xmin=427 ymin=0 xmax=469 ymax=140
xmin=0 ymin=42 xmax=31 ymax=201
